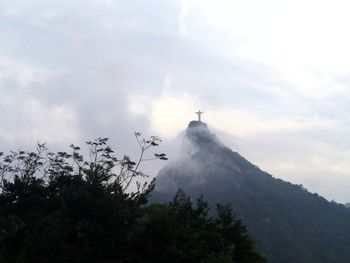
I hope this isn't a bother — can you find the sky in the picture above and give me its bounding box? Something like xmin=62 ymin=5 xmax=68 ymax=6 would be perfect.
xmin=1 ymin=0 xmax=350 ymax=202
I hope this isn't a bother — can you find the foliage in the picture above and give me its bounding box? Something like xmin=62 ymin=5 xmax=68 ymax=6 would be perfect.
xmin=0 ymin=136 xmax=264 ymax=263
xmin=131 ymin=190 xmax=265 ymax=263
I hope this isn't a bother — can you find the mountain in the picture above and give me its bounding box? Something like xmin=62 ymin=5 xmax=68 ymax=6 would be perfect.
xmin=152 ymin=121 xmax=350 ymax=263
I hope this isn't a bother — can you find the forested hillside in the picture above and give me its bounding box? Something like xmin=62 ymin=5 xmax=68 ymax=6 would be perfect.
xmin=153 ymin=121 xmax=350 ymax=263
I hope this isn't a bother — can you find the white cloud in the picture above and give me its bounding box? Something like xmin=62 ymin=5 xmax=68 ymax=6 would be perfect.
xmin=0 ymin=96 xmax=79 ymax=146
xmin=207 ymin=109 xmax=334 ymax=137
xmin=13 ymin=98 xmax=79 ymax=144
xmin=128 ymin=74 xmax=201 ymax=138
xmin=0 ymin=57 xmax=80 ymax=146
xmin=184 ymin=0 xmax=350 ymax=100
xmin=2 ymin=0 xmax=350 ymax=201
xmin=178 ymin=0 xmax=192 ymax=36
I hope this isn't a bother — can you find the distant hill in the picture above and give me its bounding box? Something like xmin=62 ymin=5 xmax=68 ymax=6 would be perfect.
xmin=152 ymin=121 xmax=350 ymax=263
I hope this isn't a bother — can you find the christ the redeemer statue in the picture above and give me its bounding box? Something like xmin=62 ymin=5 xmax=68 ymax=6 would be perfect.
xmin=195 ymin=110 xmax=204 ymax=122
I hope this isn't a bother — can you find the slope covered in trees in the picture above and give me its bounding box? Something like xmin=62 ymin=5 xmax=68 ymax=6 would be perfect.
xmin=153 ymin=121 xmax=350 ymax=263
xmin=0 ymin=136 xmax=264 ymax=263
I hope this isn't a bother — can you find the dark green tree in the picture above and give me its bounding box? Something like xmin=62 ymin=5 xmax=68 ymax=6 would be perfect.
xmin=0 ymin=136 xmax=264 ymax=263
xmin=0 ymin=135 xmax=165 ymax=262
xmin=129 ymin=190 xmax=265 ymax=263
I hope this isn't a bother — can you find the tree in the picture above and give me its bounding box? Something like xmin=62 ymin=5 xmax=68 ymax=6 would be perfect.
xmin=0 ymin=136 xmax=265 ymax=263
xmin=0 ymin=135 xmax=166 ymax=262
xmin=129 ymin=190 xmax=266 ymax=263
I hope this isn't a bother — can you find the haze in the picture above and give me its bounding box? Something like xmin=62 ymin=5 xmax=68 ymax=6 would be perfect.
xmin=1 ymin=0 xmax=350 ymax=202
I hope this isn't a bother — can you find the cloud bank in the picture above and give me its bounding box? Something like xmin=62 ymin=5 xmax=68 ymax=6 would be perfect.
xmin=1 ymin=0 xmax=350 ymax=201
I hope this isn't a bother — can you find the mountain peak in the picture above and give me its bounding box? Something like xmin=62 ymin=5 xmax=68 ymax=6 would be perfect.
xmin=153 ymin=122 xmax=350 ymax=263
xmin=185 ymin=121 xmax=217 ymax=146
xmin=152 ymin=120 xmax=350 ymax=263
xmin=188 ymin=120 xmax=208 ymax=129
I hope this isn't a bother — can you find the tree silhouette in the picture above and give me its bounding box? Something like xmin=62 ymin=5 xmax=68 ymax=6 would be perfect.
xmin=0 ymin=136 xmax=264 ymax=263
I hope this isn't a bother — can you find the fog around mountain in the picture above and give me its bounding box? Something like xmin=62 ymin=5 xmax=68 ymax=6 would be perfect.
xmin=152 ymin=121 xmax=350 ymax=263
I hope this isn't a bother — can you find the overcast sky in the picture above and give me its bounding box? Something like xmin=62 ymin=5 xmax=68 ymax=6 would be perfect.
xmin=2 ymin=0 xmax=350 ymax=202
